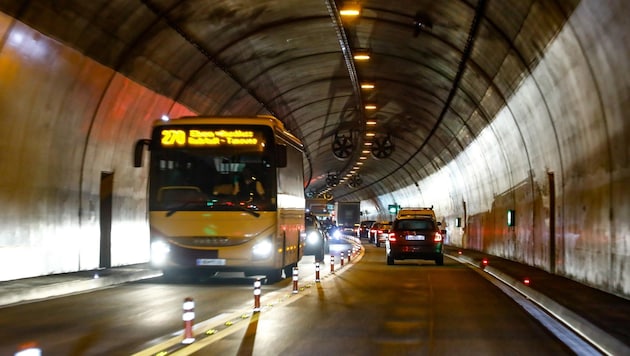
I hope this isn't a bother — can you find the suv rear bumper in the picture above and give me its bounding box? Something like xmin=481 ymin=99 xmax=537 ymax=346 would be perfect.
xmin=388 ymin=244 xmax=442 ymax=260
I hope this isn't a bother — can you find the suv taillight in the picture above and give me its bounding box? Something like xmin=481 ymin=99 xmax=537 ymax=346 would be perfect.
xmin=434 ymin=232 xmax=443 ymax=242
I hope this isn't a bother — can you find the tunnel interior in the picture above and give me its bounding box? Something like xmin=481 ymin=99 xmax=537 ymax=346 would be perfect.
xmin=0 ymin=0 xmax=628 ymax=297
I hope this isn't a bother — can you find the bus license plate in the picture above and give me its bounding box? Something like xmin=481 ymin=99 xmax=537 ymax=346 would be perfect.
xmin=406 ymin=235 xmax=425 ymax=241
xmin=196 ymin=258 xmax=226 ymax=266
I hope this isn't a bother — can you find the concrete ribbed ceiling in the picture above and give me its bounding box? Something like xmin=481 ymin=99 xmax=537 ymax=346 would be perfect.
xmin=0 ymin=0 xmax=578 ymax=202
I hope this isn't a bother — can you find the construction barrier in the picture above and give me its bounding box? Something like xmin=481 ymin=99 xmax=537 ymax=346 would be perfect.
xmin=182 ymin=297 xmax=195 ymax=344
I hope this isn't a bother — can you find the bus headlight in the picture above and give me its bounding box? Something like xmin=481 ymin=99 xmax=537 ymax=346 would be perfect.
xmin=307 ymin=231 xmax=321 ymax=245
xmin=151 ymin=241 xmax=170 ymax=265
xmin=252 ymin=239 xmax=273 ymax=258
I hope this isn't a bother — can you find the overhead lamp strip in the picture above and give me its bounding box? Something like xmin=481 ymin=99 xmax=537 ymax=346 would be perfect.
xmin=325 ymin=0 xmax=366 ymax=195
xmin=325 ymin=0 xmax=364 ymax=113
xmin=335 ymin=0 xmax=487 ymax=200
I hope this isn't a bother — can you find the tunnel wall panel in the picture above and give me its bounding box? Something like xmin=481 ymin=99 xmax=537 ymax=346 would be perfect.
xmin=388 ymin=0 xmax=629 ymax=296
xmin=0 ymin=16 xmax=194 ymax=280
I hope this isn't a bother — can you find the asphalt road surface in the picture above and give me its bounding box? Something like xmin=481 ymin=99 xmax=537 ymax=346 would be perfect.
xmin=2 ymin=241 xmax=576 ymax=355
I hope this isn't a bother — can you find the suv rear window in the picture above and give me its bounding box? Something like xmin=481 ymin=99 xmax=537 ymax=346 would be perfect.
xmin=394 ymin=219 xmax=434 ymax=230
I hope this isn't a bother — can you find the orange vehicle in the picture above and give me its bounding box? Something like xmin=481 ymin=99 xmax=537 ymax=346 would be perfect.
xmin=134 ymin=115 xmax=305 ymax=282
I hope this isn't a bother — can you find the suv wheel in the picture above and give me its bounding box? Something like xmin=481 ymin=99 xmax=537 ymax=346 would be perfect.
xmin=315 ymin=246 xmax=325 ymax=262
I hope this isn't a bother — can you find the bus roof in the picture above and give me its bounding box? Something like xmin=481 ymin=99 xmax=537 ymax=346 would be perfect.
xmin=153 ymin=115 xmax=303 ymax=150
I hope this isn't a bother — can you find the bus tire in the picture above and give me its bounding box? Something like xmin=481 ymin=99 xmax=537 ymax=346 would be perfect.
xmin=264 ymin=268 xmax=284 ymax=284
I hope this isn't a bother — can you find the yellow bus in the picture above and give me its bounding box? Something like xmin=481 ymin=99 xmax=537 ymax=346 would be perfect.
xmin=134 ymin=115 xmax=305 ymax=282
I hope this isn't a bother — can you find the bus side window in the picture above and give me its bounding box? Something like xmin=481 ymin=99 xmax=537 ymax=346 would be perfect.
xmin=276 ymin=144 xmax=287 ymax=168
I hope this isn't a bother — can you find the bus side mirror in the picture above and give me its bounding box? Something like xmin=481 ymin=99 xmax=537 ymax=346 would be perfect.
xmin=276 ymin=144 xmax=287 ymax=168
xmin=134 ymin=139 xmax=151 ymax=167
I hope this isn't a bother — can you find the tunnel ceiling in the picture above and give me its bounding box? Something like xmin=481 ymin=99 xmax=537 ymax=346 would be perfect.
xmin=0 ymin=0 xmax=576 ymax=203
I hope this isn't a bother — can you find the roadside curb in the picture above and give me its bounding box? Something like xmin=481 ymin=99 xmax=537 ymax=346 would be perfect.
xmin=450 ymin=253 xmax=629 ymax=355
xmin=0 ymin=268 xmax=161 ymax=307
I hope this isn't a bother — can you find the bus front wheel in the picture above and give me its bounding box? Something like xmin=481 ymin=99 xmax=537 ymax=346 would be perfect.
xmin=264 ymin=268 xmax=284 ymax=284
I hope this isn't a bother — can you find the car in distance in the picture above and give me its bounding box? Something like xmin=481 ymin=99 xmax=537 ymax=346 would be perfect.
xmin=370 ymin=221 xmax=392 ymax=247
xmin=303 ymin=212 xmax=326 ymax=261
xmin=386 ymin=216 xmax=444 ymax=265
xmin=358 ymin=220 xmax=376 ymax=239
xmin=369 ymin=221 xmax=389 ymax=245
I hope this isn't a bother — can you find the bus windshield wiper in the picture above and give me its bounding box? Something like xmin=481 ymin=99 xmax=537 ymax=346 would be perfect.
xmin=165 ymin=200 xmax=206 ymax=217
xmin=234 ymin=204 xmax=261 ymax=218
xmin=212 ymin=200 xmax=261 ymax=218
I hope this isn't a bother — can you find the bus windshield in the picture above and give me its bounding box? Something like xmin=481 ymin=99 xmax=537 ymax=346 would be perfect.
xmin=148 ymin=125 xmax=277 ymax=212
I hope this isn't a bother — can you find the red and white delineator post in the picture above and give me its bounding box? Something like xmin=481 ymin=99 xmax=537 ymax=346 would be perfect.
xmin=182 ymin=297 xmax=195 ymax=344
xmin=315 ymin=262 xmax=320 ymax=282
xmin=292 ymin=267 xmax=299 ymax=294
xmin=340 ymin=252 xmax=344 ymax=267
xmin=330 ymin=254 xmax=335 ymax=273
xmin=347 ymin=249 xmax=352 ymax=263
xmin=253 ymin=278 xmax=262 ymax=312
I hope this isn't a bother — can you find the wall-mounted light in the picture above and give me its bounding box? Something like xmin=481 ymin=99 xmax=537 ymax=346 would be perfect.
xmin=507 ymin=210 xmax=516 ymax=227
xmin=340 ymin=1 xmax=361 ymax=17
xmin=366 ymin=120 xmax=377 ymax=125
xmin=364 ymin=103 xmax=377 ymax=110
xmin=361 ymin=82 xmax=375 ymax=89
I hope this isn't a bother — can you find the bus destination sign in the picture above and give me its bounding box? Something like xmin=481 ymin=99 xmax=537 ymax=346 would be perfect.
xmin=160 ymin=129 xmax=260 ymax=147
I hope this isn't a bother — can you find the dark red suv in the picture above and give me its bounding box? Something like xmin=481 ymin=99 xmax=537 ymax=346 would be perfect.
xmin=386 ymin=216 xmax=444 ymax=265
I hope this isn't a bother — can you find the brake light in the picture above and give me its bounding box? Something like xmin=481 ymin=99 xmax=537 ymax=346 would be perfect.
xmin=433 ymin=232 xmax=443 ymax=242
xmin=388 ymin=232 xmax=397 ymax=242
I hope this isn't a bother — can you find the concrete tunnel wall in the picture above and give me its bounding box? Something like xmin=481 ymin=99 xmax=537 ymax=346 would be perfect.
xmin=0 ymin=12 xmax=196 ymax=280
xmin=0 ymin=1 xmax=629 ymax=298
xmin=366 ymin=1 xmax=630 ymax=297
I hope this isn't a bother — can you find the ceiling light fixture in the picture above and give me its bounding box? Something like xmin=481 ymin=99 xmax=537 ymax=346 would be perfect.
xmin=353 ymin=49 xmax=371 ymax=61
xmin=361 ymin=82 xmax=375 ymax=89
xmin=364 ymin=104 xmax=377 ymax=110
xmin=340 ymin=2 xmax=361 ymax=17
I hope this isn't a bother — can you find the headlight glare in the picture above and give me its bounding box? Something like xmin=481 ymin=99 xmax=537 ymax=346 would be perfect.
xmin=151 ymin=241 xmax=170 ymax=265
xmin=307 ymin=231 xmax=320 ymax=244
xmin=252 ymin=239 xmax=273 ymax=258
